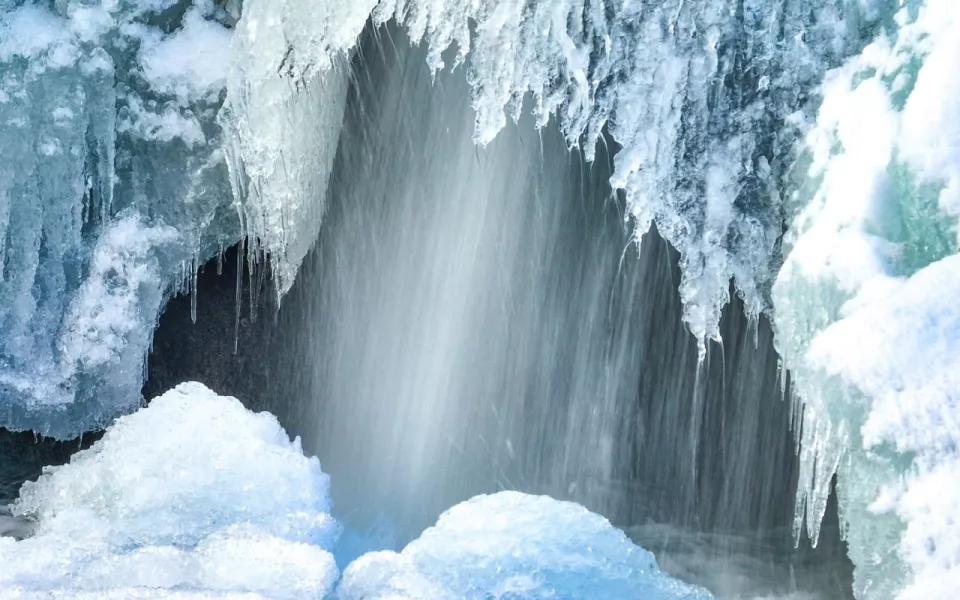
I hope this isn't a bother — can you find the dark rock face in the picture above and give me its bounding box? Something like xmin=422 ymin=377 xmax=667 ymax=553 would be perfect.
xmin=0 ymin=429 xmax=91 ymax=506
xmin=0 ymin=427 xmax=96 ymax=541
xmin=142 ymin=246 xmax=278 ymax=410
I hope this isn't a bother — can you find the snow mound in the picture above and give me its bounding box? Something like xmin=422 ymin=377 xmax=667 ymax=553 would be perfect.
xmin=0 ymin=384 xmax=722 ymax=599
xmin=338 ymin=491 xmax=713 ymax=600
xmin=0 ymin=382 xmax=339 ymax=599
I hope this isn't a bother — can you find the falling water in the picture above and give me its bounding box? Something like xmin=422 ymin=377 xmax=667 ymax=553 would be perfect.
xmin=122 ymin=19 xmax=858 ymax=600
xmin=265 ymin=21 xmax=760 ymax=534
xmin=203 ymin=23 xmax=853 ymax=598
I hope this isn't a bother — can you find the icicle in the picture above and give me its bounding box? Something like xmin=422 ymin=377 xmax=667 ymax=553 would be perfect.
xmin=190 ymin=253 xmax=200 ymax=325
xmin=234 ymin=236 xmax=245 ymax=355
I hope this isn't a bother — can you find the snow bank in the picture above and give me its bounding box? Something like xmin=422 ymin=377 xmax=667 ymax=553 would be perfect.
xmin=0 ymin=382 xmax=339 ymax=599
xmin=337 ymin=491 xmax=713 ymax=600
xmin=0 ymin=384 xmax=715 ymax=600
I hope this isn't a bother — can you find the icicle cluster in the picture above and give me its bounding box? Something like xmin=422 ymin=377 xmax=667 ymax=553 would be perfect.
xmin=225 ymin=0 xmax=881 ymax=354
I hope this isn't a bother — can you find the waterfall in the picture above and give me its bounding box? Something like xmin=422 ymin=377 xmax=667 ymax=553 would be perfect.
xmin=2 ymin=1 xmax=959 ymax=598
xmin=229 ymin=24 xmax=847 ymax=598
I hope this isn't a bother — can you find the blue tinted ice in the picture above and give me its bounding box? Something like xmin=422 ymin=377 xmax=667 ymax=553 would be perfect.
xmin=338 ymin=491 xmax=713 ymax=600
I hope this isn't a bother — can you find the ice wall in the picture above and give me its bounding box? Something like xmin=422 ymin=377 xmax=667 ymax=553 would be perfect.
xmin=0 ymin=0 xmax=886 ymax=436
xmin=0 ymin=1 xmax=239 ymax=437
xmin=774 ymin=1 xmax=960 ymax=597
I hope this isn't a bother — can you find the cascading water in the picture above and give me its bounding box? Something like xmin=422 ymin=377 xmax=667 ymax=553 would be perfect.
xmin=227 ymin=23 xmax=850 ymax=599
xmin=264 ymin=21 xmax=732 ymax=531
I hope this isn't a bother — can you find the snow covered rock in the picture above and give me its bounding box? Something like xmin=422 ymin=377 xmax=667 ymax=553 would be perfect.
xmin=774 ymin=1 xmax=960 ymax=596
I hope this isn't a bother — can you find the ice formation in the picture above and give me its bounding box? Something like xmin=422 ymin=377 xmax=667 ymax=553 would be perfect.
xmin=774 ymin=0 xmax=960 ymax=597
xmin=0 ymin=1 xmax=237 ymax=437
xmin=221 ymin=0 xmax=349 ymax=296
xmin=0 ymin=0 xmax=885 ymax=428
xmin=223 ymin=0 xmax=882 ymax=354
xmin=0 ymin=382 xmax=339 ymax=598
xmin=337 ymin=491 xmax=713 ymax=600
xmin=3 ymin=0 xmax=960 ymax=598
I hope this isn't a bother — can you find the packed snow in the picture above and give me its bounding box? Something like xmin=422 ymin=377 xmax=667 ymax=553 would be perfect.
xmin=337 ymin=491 xmax=713 ymax=600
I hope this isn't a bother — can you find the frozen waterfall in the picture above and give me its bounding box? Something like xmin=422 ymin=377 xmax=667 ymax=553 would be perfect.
xmin=2 ymin=0 xmax=960 ymax=599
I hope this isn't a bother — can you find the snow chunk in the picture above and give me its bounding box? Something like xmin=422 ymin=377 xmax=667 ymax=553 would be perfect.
xmin=59 ymin=214 xmax=178 ymax=377
xmin=338 ymin=491 xmax=713 ymax=600
xmin=0 ymin=5 xmax=71 ymax=62
xmin=118 ymin=94 xmax=207 ymax=147
xmin=140 ymin=8 xmax=231 ymax=102
xmin=0 ymin=382 xmax=339 ymax=598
